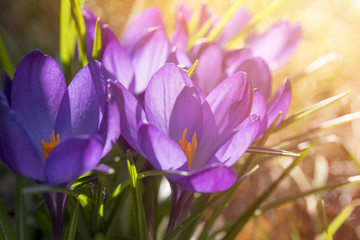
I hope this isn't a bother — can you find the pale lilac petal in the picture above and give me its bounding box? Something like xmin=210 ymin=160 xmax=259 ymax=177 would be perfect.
xmin=210 ymin=114 xmax=259 ymax=167
xmin=245 ymin=21 xmax=302 ymax=71
xmin=250 ymin=90 xmax=268 ymax=137
xmin=11 ymin=50 xmax=66 ymax=153
xmin=1 ymin=71 xmax=12 ymax=105
xmin=205 ymin=72 xmax=252 ymax=137
xmin=55 ymin=61 xmax=108 ymax=139
xmin=138 ymin=123 xmax=187 ymax=171
xmin=216 ymin=8 xmax=251 ymax=46
xmin=45 ymin=136 xmax=104 ymax=185
xmin=171 ymin=13 xmax=188 ymax=51
xmin=267 ymin=78 xmax=291 ymax=127
xmin=235 ymin=57 xmax=272 ymax=100
xmin=195 ymin=44 xmax=224 ymax=95
xmin=174 ymin=164 xmax=237 ymax=193
xmin=224 ymin=48 xmax=254 ymax=76
xmin=166 ymin=48 xmax=192 ymax=68
xmin=122 ymin=7 xmax=165 ymax=49
xmin=110 ymin=82 xmax=146 ymax=154
xmin=0 ymin=91 xmax=46 ymax=181
xmin=130 ymin=29 xmax=170 ymax=94
xmin=144 ymin=64 xmax=194 ymax=134
xmin=101 ymin=26 xmax=134 ymax=90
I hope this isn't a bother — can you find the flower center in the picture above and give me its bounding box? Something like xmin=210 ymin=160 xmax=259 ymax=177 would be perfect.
xmin=41 ymin=130 xmax=60 ymax=159
xmin=178 ymin=129 xmax=197 ymax=170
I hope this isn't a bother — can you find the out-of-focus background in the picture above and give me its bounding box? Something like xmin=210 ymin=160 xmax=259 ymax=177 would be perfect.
xmin=1 ymin=0 xmax=360 ymax=239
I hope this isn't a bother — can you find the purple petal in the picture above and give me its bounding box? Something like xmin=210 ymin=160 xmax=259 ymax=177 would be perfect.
xmin=267 ymin=78 xmax=291 ymax=127
xmin=216 ymin=8 xmax=251 ymax=46
xmin=144 ymin=64 xmax=194 ymax=134
xmin=11 ymin=50 xmax=66 ymax=153
xmin=122 ymin=7 xmax=165 ymax=49
xmin=82 ymin=8 xmax=99 ymax=58
xmin=129 ymin=29 xmax=170 ymax=94
xmin=101 ymin=26 xmax=134 ymax=90
xmin=205 ymin=72 xmax=252 ymax=138
xmin=55 ymin=61 xmax=108 ymax=139
xmin=235 ymin=57 xmax=272 ymax=100
xmin=166 ymin=48 xmax=192 ymax=67
xmin=210 ymin=114 xmax=259 ymax=167
xmin=138 ymin=123 xmax=187 ymax=171
xmin=169 ymin=86 xmax=203 ymax=142
xmin=250 ymin=90 xmax=268 ymax=137
xmin=171 ymin=12 xmax=189 ymax=51
xmin=0 ymin=91 xmax=46 ymax=181
xmin=174 ymin=164 xmax=237 ymax=193
xmin=224 ymin=48 xmax=254 ymax=76
xmin=109 ymin=82 xmax=146 ymax=154
xmin=195 ymin=44 xmax=224 ymax=95
xmin=245 ymin=21 xmax=302 ymax=71
xmin=45 ymin=135 xmax=104 ymax=185
xmin=97 ymin=88 xmax=121 ymax=157
xmin=1 ymin=71 xmax=12 ymax=105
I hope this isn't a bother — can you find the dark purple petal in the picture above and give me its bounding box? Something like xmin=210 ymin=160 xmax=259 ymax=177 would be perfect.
xmin=55 ymin=61 xmax=108 ymax=139
xmin=195 ymin=44 xmax=224 ymax=95
xmin=138 ymin=123 xmax=187 ymax=171
xmin=45 ymin=135 xmax=104 ymax=185
xmin=205 ymin=72 xmax=252 ymax=138
xmin=235 ymin=57 xmax=272 ymax=100
xmin=129 ymin=29 xmax=170 ymax=94
xmin=245 ymin=21 xmax=302 ymax=71
xmin=1 ymin=71 xmax=12 ymax=105
xmin=110 ymin=82 xmax=146 ymax=154
xmin=97 ymin=89 xmax=121 ymax=157
xmin=216 ymin=8 xmax=251 ymax=46
xmin=210 ymin=114 xmax=259 ymax=167
xmin=144 ymin=64 xmax=194 ymax=134
xmin=169 ymin=86 xmax=203 ymax=142
xmin=122 ymin=7 xmax=165 ymax=49
xmin=174 ymin=164 xmax=237 ymax=193
xmin=12 ymin=50 xmax=66 ymax=153
xmin=267 ymin=78 xmax=291 ymax=127
xmin=101 ymin=26 xmax=135 ymax=90
xmin=0 ymin=91 xmax=46 ymax=181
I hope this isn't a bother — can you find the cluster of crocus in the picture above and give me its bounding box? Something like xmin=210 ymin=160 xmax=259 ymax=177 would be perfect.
xmin=0 ymin=2 xmax=302 ymax=238
xmin=0 ymin=50 xmax=121 ymax=239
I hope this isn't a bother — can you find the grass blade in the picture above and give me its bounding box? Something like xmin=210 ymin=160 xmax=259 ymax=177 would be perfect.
xmin=91 ymin=18 xmax=102 ymax=60
xmin=63 ymin=201 xmax=79 ymax=240
xmin=0 ymin=197 xmax=19 ymax=240
xmin=247 ymin=146 xmax=300 ymax=157
xmin=0 ymin=32 xmax=14 ymax=77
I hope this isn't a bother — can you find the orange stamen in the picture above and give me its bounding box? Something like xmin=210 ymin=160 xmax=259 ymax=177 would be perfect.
xmin=178 ymin=129 xmax=198 ymax=170
xmin=41 ymin=130 xmax=60 ymax=159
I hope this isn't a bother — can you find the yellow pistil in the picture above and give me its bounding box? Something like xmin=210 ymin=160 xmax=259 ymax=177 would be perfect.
xmin=41 ymin=130 xmax=60 ymax=159
xmin=178 ymin=129 xmax=198 ymax=170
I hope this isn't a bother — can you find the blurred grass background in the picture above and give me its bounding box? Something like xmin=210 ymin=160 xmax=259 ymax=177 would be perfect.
xmin=1 ymin=0 xmax=360 ymax=239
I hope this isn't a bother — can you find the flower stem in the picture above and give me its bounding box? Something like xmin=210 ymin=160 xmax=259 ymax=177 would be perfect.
xmin=43 ymin=192 xmax=67 ymax=240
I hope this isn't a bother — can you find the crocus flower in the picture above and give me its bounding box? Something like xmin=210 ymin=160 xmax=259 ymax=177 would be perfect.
xmin=0 ymin=50 xmax=120 ymax=239
xmin=112 ymin=63 xmax=259 ymax=193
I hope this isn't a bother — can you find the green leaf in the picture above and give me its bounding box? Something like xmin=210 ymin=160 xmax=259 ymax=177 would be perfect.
xmin=92 ymin=18 xmax=102 ymax=60
xmin=323 ymin=202 xmax=356 ymax=240
xmin=60 ymin=0 xmax=76 ymax=70
xmin=0 ymin=32 xmax=14 ymax=77
xmin=223 ymin=140 xmax=315 ymax=240
xmin=63 ymin=201 xmax=79 ymax=240
xmin=126 ymin=151 xmax=148 ymax=240
xmin=15 ymin=176 xmax=25 ymax=240
xmin=70 ymin=0 xmax=88 ymax=67
xmin=0 ymin=197 xmax=19 ymax=240
xmin=22 ymin=185 xmax=93 ymax=208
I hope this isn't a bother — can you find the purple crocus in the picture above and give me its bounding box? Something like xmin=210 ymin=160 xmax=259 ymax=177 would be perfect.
xmin=0 ymin=50 xmax=120 ymax=239
xmin=112 ymin=63 xmax=259 ymax=193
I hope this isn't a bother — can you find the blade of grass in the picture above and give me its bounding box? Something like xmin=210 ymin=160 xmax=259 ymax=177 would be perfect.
xmin=127 ymin=151 xmax=147 ymax=240
xmin=0 ymin=197 xmax=19 ymax=240
xmin=223 ymin=141 xmax=315 ymax=240
xmin=247 ymin=146 xmax=299 ymax=157
xmin=63 ymin=201 xmax=79 ymax=240
xmin=91 ymin=18 xmax=102 ymax=60
xmin=0 ymin=33 xmax=14 ymax=77
xmin=15 ymin=176 xmax=25 ymax=240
